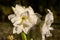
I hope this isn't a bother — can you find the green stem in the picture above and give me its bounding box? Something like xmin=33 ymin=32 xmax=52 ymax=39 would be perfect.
xmin=21 ymin=32 xmax=27 ymax=40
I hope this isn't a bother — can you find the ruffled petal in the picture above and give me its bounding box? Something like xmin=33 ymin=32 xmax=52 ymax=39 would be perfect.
xmin=13 ymin=25 xmax=23 ymax=34
xmin=23 ymin=27 xmax=31 ymax=34
xmin=8 ymin=14 xmax=15 ymax=20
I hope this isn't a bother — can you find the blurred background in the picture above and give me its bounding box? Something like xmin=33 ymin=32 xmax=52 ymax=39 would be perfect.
xmin=0 ymin=0 xmax=60 ymax=40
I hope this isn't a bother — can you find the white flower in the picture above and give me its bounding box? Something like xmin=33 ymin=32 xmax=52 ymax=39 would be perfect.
xmin=41 ymin=9 xmax=54 ymax=40
xmin=8 ymin=4 xmax=40 ymax=34
xmin=45 ymin=9 xmax=54 ymax=30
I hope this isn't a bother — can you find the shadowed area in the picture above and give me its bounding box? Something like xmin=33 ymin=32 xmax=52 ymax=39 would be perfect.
xmin=0 ymin=0 xmax=60 ymax=40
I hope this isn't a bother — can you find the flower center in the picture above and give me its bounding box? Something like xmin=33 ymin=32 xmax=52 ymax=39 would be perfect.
xmin=22 ymin=16 xmax=27 ymax=21
xmin=21 ymin=16 xmax=29 ymax=27
xmin=21 ymin=16 xmax=28 ymax=23
xmin=20 ymin=16 xmax=28 ymax=24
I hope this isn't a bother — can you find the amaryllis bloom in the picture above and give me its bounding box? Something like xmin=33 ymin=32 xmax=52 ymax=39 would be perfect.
xmin=41 ymin=9 xmax=54 ymax=40
xmin=8 ymin=4 xmax=40 ymax=34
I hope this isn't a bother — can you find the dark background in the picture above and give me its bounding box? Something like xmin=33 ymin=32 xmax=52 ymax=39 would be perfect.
xmin=0 ymin=0 xmax=60 ymax=40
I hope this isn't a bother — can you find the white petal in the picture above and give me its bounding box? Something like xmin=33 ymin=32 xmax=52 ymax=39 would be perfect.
xmin=22 ymin=20 xmax=32 ymax=34
xmin=35 ymin=13 xmax=42 ymax=18
xmin=13 ymin=18 xmax=22 ymax=27
xmin=13 ymin=27 xmax=17 ymax=34
xmin=48 ymin=27 xmax=54 ymax=30
xmin=8 ymin=14 xmax=15 ymax=20
xmin=46 ymin=32 xmax=52 ymax=37
xmin=26 ymin=6 xmax=34 ymax=15
xmin=23 ymin=19 xmax=33 ymax=27
xmin=12 ymin=7 xmax=15 ymax=13
xmin=23 ymin=27 xmax=31 ymax=34
xmin=16 ymin=25 xmax=23 ymax=34
xmin=15 ymin=4 xmax=26 ymax=14
xmin=29 ymin=14 xmax=38 ymax=24
xmin=13 ymin=25 xmax=23 ymax=34
xmin=12 ymin=7 xmax=19 ymax=16
xmin=11 ymin=16 xmax=20 ymax=23
xmin=13 ymin=21 xmax=20 ymax=27
xmin=47 ymin=9 xmax=53 ymax=14
xmin=11 ymin=17 xmax=17 ymax=23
